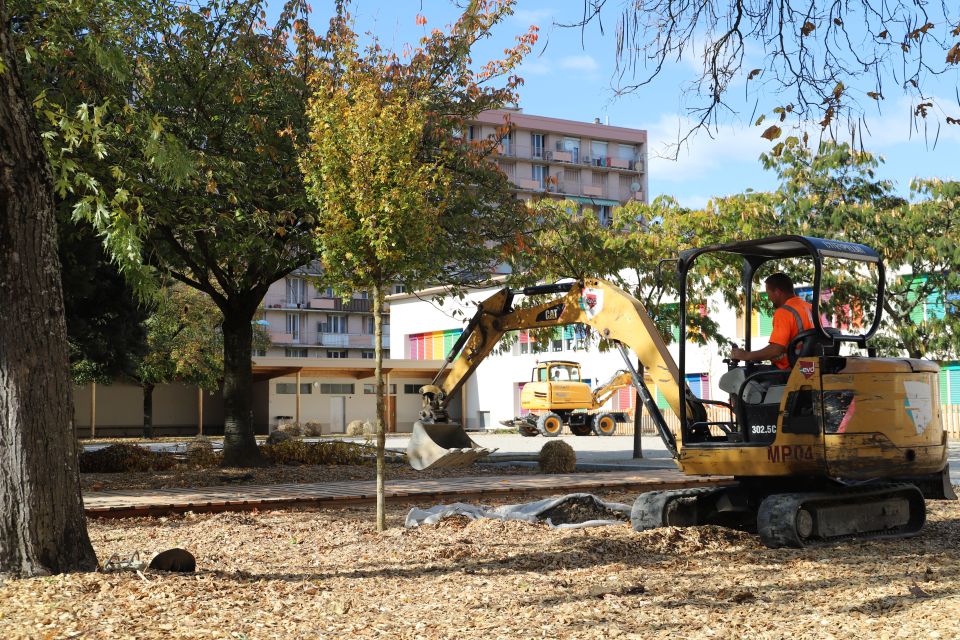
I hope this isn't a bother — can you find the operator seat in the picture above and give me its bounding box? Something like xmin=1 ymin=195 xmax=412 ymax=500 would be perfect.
xmin=759 ymin=327 xmax=842 ymax=405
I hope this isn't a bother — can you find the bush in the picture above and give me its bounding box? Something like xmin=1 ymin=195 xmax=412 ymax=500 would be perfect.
xmin=276 ymin=422 xmax=303 ymax=436
xmin=302 ymin=421 xmax=325 ymax=436
xmin=260 ymin=440 xmax=368 ymax=466
xmin=266 ymin=430 xmax=294 ymax=445
xmin=185 ymin=436 xmax=219 ymax=467
xmin=538 ymin=440 xmax=576 ymax=474
xmin=346 ymin=420 xmax=365 ymax=436
xmin=80 ymin=444 xmax=177 ymax=473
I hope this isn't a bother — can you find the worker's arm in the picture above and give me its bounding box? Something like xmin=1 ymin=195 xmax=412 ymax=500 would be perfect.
xmin=731 ymin=343 xmax=785 ymax=363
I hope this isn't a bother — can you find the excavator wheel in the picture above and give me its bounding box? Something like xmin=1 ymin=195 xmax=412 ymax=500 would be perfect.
xmin=592 ymin=412 xmax=617 ymax=436
xmin=536 ymin=412 xmax=564 ymax=437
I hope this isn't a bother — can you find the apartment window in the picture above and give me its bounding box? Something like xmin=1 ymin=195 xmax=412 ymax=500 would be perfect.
xmin=532 ymin=164 xmax=548 ymax=190
xmin=285 ymin=314 xmax=301 ymax=342
xmin=319 ymin=383 xmax=354 ymax=394
xmin=618 ymin=143 xmax=636 ymax=162
xmin=356 ymin=290 xmax=369 ymax=300
xmin=393 ymin=284 xmax=406 ymax=294
xmin=597 ymin=205 xmax=612 ymax=226
xmin=468 ymin=125 xmax=477 ymax=141
xmin=322 ymin=286 xmax=334 ymax=298
xmin=286 ymin=278 xmax=306 ymax=305
xmin=284 ymin=347 xmax=308 ymax=358
xmin=321 ymin=315 xmax=347 ymax=334
xmin=592 ymin=171 xmax=605 ymax=187
xmin=327 ymin=350 xmax=348 ymax=359
xmin=364 ymin=316 xmax=375 ymax=334
xmin=404 ymin=384 xmax=422 ymax=394
xmin=591 ymin=140 xmax=608 ymax=165
xmin=497 ymin=161 xmax=515 ymax=178
xmin=361 ymin=350 xmax=375 ymax=359
xmin=363 ymin=383 xmax=396 ymax=394
xmin=500 ymin=131 xmax=513 ymax=155
xmin=531 ymin=133 xmax=544 ymax=159
xmin=277 ymin=382 xmax=312 ymax=394
xmin=561 ymin=137 xmax=580 ymax=163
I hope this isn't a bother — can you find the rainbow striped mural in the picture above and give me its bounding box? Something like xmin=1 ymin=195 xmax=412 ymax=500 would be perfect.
xmin=408 ymin=329 xmax=464 ymax=360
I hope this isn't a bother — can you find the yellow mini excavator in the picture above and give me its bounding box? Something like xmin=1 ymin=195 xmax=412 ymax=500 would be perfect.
xmin=499 ymin=361 xmax=633 ymax=437
xmin=406 ymin=235 xmax=956 ymax=547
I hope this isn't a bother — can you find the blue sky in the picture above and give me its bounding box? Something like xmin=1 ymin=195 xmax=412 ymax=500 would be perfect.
xmin=271 ymin=1 xmax=960 ymax=209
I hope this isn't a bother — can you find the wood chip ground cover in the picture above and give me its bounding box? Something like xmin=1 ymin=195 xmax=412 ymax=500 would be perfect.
xmin=81 ymin=462 xmax=540 ymax=491
xmin=1 ymin=492 xmax=958 ymax=639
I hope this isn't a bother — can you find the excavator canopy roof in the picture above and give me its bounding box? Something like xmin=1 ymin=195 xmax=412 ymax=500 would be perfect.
xmin=677 ymin=235 xmax=880 ymax=272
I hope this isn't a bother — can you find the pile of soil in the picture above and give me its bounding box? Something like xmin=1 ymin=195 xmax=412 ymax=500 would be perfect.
xmin=538 ymin=495 xmax=629 ymax=525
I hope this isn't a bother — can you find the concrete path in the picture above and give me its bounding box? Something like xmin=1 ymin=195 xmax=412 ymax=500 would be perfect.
xmin=83 ymin=469 xmax=731 ymax=519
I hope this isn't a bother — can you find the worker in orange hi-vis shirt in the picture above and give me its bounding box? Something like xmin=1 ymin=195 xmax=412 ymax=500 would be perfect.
xmin=720 ymin=273 xmax=815 ymax=403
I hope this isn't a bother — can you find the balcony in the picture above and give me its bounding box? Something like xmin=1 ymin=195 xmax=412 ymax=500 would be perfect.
xmin=515 ymin=178 xmax=543 ymax=191
xmin=550 ymin=150 xmax=574 ymax=163
xmin=582 ymin=184 xmax=604 ymax=198
xmin=309 ymin=298 xmax=336 ymax=310
xmin=317 ymin=333 xmax=391 ymax=349
xmin=609 ymin=157 xmax=631 ymax=169
xmin=269 ymin=332 xmax=296 ymax=343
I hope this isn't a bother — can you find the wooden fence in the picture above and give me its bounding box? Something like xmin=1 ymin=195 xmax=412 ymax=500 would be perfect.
xmin=616 ymin=404 xmax=960 ymax=439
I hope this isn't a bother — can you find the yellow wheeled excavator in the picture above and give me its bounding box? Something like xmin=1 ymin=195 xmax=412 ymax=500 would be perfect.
xmin=407 ymin=235 xmax=956 ymax=547
xmin=499 ymin=361 xmax=633 ymax=437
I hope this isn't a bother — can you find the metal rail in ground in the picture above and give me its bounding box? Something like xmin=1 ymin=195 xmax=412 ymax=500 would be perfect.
xmin=84 ymin=470 xmax=733 ymax=519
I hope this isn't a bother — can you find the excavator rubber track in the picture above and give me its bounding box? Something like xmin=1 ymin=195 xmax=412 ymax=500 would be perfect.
xmin=630 ymin=487 xmax=726 ymax=531
xmin=757 ymin=483 xmax=926 ymax=548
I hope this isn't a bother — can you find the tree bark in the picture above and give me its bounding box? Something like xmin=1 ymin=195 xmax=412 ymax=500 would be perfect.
xmin=373 ymin=282 xmax=386 ymax=532
xmin=142 ymin=383 xmax=155 ymax=439
xmin=220 ymin=306 xmax=263 ymax=467
xmin=0 ymin=5 xmax=98 ymax=576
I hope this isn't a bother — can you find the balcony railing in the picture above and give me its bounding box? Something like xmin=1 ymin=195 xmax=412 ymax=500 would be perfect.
xmin=515 ymin=178 xmax=542 ymax=191
xmin=316 ymin=333 xmax=391 ymax=349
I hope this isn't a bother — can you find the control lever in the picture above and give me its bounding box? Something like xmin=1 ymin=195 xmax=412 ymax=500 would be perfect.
xmin=723 ymin=341 xmax=741 ymax=370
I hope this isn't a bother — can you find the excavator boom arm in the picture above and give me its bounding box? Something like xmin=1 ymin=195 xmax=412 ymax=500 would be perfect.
xmin=421 ymin=278 xmax=704 ymax=441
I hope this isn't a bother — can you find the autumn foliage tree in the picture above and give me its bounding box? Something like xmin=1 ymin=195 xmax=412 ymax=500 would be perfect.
xmin=300 ymin=0 xmax=535 ymax=530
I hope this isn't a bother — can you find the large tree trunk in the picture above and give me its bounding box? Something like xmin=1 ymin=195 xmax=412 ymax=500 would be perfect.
xmin=220 ymin=307 xmax=263 ymax=467
xmin=373 ymin=282 xmax=386 ymax=531
xmin=0 ymin=7 xmax=98 ymax=576
xmin=142 ymin=382 xmax=155 ymax=439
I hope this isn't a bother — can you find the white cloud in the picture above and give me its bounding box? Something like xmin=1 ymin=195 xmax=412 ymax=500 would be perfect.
xmin=644 ymin=114 xmax=771 ymax=184
xmin=512 ymin=9 xmax=553 ymax=26
xmin=559 ymin=54 xmax=599 ymax=73
xmin=518 ymin=58 xmax=552 ymax=76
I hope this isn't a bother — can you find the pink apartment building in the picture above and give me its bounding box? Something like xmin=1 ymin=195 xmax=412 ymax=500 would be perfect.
xmin=257 ymin=261 xmax=400 ymax=359
xmin=260 ymin=109 xmax=648 ymax=359
xmin=472 ymin=107 xmax=648 ymax=222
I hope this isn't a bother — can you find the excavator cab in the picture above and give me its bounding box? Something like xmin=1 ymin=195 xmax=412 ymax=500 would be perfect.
xmin=672 ymin=236 xmax=885 ymax=447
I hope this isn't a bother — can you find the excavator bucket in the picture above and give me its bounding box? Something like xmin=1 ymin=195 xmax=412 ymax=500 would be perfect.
xmin=407 ymin=421 xmax=497 ymax=470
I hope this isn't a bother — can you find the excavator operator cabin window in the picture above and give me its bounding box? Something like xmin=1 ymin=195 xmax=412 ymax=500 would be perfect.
xmin=550 ymin=364 xmax=580 ymax=382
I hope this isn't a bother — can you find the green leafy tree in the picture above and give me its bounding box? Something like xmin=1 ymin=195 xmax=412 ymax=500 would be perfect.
xmin=136 ymin=285 xmax=274 ymax=438
xmin=60 ymin=220 xmax=148 ymax=386
xmin=301 ymin=0 xmax=534 ymax=530
xmin=513 ymin=196 xmax=732 ymax=350
xmin=16 ymin=0 xmax=320 ymax=465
